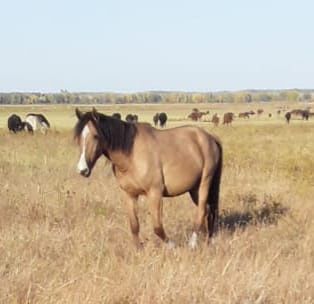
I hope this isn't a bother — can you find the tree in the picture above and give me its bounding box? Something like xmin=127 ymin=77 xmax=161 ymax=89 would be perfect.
xmin=303 ymin=93 xmax=312 ymax=101
xmin=286 ymin=91 xmax=299 ymax=102
xmin=245 ymin=94 xmax=252 ymax=103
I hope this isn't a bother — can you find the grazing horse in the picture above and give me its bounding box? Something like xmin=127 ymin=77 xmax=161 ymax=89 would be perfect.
xmin=158 ymin=112 xmax=168 ymax=128
xmin=211 ymin=114 xmax=219 ymax=127
xmin=8 ymin=114 xmax=34 ymax=134
xmin=290 ymin=109 xmax=310 ymax=120
xmin=302 ymin=110 xmax=309 ymax=121
xmin=188 ymin=109 xmax=209 ymax=121
xmin=188 ymin=112 xmax=199 ymax=121
xmin=153 ymin=113 xmax=159 ymax=126
xmin=74 ymin=108 xmax=223 ymax=249
xmin=8 ymin=114 xmax=23 ymax=133
xmin=257 ymin=109 xmax=264 ymax=115
xmin=154 ymin=112 xmax=168 ymax=128
xmin=223 ymin=112 xmax=234 ymax=125
xmin=290 ymin=109 xmax=303 ymax=116
xmin=112 ymin=113 xmax=121 ymax=120
xmin=26 ymin=113 xmax=50 ymax=133
xmin=125 ymin=114 xmax=138 ymax=123
xmin=238 ymin=112 xmax=250 ymax=119
xmin=285 ymin=112 xmax=291 ymax=124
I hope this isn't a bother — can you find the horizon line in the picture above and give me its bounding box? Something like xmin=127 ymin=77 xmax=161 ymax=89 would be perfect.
xmin=1 ymin=88 xmax=314 ymax=95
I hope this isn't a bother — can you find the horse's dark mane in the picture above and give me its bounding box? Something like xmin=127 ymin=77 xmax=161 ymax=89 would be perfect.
xmin=74 ymin=112 xmax=137 ymax=154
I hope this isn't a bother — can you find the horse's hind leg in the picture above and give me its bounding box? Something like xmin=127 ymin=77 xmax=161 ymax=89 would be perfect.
xmin=189 ymin=188 xmax=206 ymax=234
xmin=189 ymin=176 xmax=212 ymax=249
xmin=207 ymin=200 xmax=218 ymax=238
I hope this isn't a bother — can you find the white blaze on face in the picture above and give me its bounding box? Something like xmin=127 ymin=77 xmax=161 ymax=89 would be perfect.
xmin=77 ymin=125 xmax=90 ymax=173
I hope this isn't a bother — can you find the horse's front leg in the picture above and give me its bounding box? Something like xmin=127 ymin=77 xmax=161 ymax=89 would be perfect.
xmin=147 ymin=190 xmax=175 ymax=248
xmin=122 ymin=191 xmax=141 ymax=248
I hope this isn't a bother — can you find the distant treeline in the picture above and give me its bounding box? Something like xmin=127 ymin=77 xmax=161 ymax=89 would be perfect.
xmin=0 ymin=90 xmax=313 ymax=105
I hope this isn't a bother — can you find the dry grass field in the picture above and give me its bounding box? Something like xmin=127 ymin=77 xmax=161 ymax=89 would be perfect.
xmin=0 ymin=103 xmax=313 ymax=303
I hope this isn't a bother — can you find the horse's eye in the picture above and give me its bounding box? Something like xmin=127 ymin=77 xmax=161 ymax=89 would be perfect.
xmin=94 ymin=134 xmax=99 ymax=140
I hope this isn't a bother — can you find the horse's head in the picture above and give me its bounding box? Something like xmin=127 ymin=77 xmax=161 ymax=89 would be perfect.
xmin=74 ymin=108 xmax=104 ymax=177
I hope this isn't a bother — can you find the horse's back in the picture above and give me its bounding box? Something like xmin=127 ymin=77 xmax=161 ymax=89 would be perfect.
xmin=26 ymin=114 xmax=50 ymax=131
xmin=133 ymin=124 xmax=220 ymax=196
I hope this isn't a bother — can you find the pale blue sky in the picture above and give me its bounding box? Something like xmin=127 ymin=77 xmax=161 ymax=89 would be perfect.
xmin=0 ymin=0 xmax=313 ymax=92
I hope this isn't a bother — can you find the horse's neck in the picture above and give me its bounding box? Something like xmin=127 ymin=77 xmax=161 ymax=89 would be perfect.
xmin=106 ymin=150 xmax=131 ymax=173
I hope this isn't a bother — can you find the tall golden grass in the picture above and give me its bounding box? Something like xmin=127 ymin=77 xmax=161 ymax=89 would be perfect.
xmin=0 ymin=104 xmax=313 ymax=303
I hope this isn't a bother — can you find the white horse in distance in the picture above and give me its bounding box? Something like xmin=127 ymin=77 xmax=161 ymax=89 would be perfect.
xmin=25 ymin=113 xmax=50 ymax=133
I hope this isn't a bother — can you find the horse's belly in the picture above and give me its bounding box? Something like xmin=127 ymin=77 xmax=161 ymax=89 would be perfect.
xmin=162 ymin=164 xmax=201 ymax=197
xmin=26 ymin=117 xmax=38 ymax=130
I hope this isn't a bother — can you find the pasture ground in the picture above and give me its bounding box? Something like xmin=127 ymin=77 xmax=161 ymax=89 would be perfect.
xmin=0 ymin=103 xmax=313 ymax=303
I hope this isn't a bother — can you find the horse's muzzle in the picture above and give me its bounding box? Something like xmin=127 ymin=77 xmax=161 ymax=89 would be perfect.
xmin=79 ymin=168 xmax=90 ymax=177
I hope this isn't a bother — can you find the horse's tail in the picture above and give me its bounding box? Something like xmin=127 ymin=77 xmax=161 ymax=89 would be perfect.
xmin=207 ymin=138 xmax=223 ymax=237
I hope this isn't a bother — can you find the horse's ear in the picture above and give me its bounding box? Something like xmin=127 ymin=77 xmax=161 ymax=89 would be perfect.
xmin=75 ymin=108 xmax=83 ymax=120
xmin=91 ymin=107 xmax=99 ymax=123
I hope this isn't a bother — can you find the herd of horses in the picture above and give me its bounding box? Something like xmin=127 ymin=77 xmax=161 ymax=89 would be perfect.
xmin=73 ymin=106 xmax=312 ymax=248
xmin=7 ymin=106 xmax=312 ymax=135
xmin=5 ymin=105 xmax=312 ymax=248
xmin=186 ymin=107 xmax=313 ymax=126
xmin=7 ymin=113 xmax=50 ymax=134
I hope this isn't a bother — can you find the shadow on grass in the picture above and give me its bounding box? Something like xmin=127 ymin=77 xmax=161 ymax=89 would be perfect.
xmin=220 ymin=193 xmax=289 ymax=233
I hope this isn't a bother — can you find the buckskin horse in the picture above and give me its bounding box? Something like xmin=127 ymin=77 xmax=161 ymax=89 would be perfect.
xmin=74 ymin=108 xmax=223 ymax=249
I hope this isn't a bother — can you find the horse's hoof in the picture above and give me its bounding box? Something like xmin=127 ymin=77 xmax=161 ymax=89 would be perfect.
xmin=166 ymin=240 xmax=176 ymax=249
xmin=188 ymin=232 xmax=198 ymax=249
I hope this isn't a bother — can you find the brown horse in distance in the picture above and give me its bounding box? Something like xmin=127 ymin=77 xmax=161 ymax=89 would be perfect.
xmin=188 ymin=109 xmax=209 ymax=121
xmin=153 ymin=113 xmax=159 ymax=126
xmin=290 ymin=109 xmax=310 ymax=120
xmin=153 ymin=112 xmax=168 ymax=127
xmin=125 ymin=114 xmax=138 ymax=123
xmin=238 ymin=112 xmax=250 ymax=119
xmin=257 ymin=109 xmax=264 ymax=115
xmin=112 ymin=113 xmax=121 ymax=120
xmin=285 ymin=112 xmax=291 ymax=123
xmin=211 ymin=114 xmax=219 ymax=127
xmin=74 ymin=108 xmax=223 ymax=249
xmin=223 ymin=112 xmax=234 ymax=125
